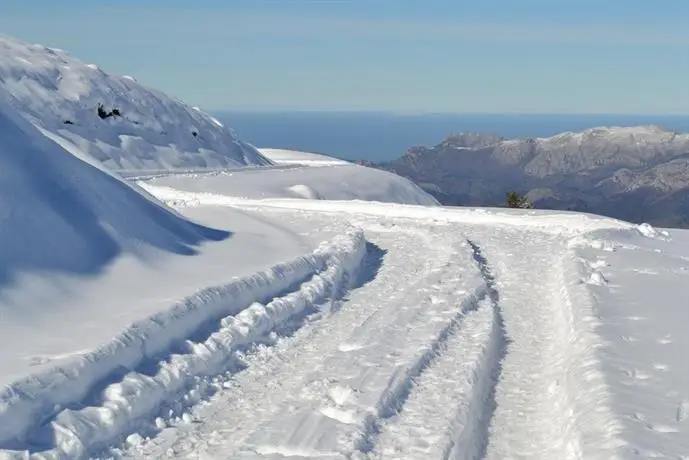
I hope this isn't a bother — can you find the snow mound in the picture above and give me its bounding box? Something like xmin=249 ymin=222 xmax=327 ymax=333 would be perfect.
xmin=259 ymin=148 xmax=350 ymax=167
xmin=141 ymin=163 xmax=440 ymax=206
xmin=0 ymin=34 xmax=271 ymax=170
xmin=287 ymin=184 xmax=322 ymax=200
xmin=0 ymin=86 xmax=228 ymax=288
xmin=0 ymin=230 xmax=365 ymax=457
xmin=637 ymin=222 xmax=658 ymax=238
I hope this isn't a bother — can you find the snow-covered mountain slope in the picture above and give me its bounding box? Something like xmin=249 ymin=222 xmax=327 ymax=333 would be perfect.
xmin=0 ymin=86 xmax=230 ymax=289
xmin=259 ymin=148 xmax=350 ymax=167
xmin=0 ymin=34 xmax=270 ymax=170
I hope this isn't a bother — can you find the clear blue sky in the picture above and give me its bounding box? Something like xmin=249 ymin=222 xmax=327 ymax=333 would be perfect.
xmin=1 ymin=0 xmax=688 ymax=114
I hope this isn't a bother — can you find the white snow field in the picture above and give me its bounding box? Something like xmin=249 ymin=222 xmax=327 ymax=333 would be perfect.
xmin=1 ymin=35 xmax=688 ymax=460
xmin=0 ymin=34 xmax=270 ymax=170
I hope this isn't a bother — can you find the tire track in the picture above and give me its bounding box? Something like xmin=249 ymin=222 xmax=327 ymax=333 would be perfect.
xmin=118 ymin=221 xmax=455 ymax=459
xmin=228 ymin=239 xmax=486 ymax=459
xmin=361 ymin=240 xmax=507 ymax=460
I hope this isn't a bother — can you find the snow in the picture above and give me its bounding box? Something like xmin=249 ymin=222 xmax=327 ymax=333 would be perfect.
xmin=138 ymin=163 xmax=440 ymax=206
xmin=0 ymin=34 xmax=270 ymax=170
xmin=0 ymin=85 xmax=228 ymax=292
xmin=3 ymin=151 xmax=689 ymax=458
xmin=259 ymin=148 xmax=351 ymax=167
xmin=0 ymin=231 xmax=365 ymax=457
xmin=2 ymin=33 xmax=688 ymax=460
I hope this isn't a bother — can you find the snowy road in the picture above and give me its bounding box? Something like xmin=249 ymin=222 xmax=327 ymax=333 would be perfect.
xmin=4 ymin=177 xmax=681 ymax=459
xmin=105 ymin=191 xmax=630 ymax=460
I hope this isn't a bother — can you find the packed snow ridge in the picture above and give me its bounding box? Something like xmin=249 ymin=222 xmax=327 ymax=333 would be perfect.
xmin=0 ymin=34 xmax=270 ymax=170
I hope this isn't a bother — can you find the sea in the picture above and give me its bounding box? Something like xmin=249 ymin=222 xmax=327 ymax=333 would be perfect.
xmin=212 ymin=111 xmax=689 ymax=163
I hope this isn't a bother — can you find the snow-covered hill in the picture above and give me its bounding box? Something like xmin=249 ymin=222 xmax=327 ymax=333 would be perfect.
xmin=0 ymin=34 xmax=270 ymax=170
xmin=0 ymin=86 xmax=229 ymax=289
xmin=139 ymin=148 xmax=440 ymax=205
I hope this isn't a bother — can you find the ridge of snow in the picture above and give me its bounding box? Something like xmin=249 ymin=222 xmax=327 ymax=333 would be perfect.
xmin=0 ymin=34 xmax=270 ymax=170
xmin=0 ymin=230 xmax=366 ymax=456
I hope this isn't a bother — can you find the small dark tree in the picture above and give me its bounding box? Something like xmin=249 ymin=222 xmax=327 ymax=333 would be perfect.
xmin=191 ymin=130 xmax=198 ymax=138
xmin=506 ymin=191 xmax=533 ymax=209
xmin=111 ymin=108 xmax=121 ymax=117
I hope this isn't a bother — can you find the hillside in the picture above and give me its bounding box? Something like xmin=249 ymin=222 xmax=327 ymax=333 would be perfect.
xmin=378 ymin=126 xmax=689 ymax=227
xmin=0 ymin=86 xmax=229 ymax=289
xmin=0 ymin=34 xmax=270 ymax=170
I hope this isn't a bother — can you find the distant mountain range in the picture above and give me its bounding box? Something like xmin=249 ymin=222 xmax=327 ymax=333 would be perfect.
xmin=375 ymin=126 xmax=689 ymax=228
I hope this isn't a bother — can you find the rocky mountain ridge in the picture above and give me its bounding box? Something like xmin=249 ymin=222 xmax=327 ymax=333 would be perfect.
xmin=378 ymin=125 xmax=689 ymax=227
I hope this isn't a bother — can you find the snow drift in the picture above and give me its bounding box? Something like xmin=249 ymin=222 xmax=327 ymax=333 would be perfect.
xmin=0 ymin=230 xmax=366 ymax=457
xmin=0 ymin=86 xmax=228 ymax=288
xmin=0 ymin=34 xmax=270 ymax=170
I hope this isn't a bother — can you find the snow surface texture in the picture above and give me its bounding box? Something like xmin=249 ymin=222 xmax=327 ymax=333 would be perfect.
xmin=138 ymin=163 xmax=440 ymax=205
xmin=77 ymin=181 xmax=683 ymax=460
xmin=0 ymin=230 xmax=366 ymax=457
xmin=259 ymin=148 xmax=351 ymax=167
xmin=1 ymin=153 xmax=688 ymax=458
xmin=0 ymin=86 xmax=228 ymax=289
xmin=0 ymin=34 xmax=271 ymax=170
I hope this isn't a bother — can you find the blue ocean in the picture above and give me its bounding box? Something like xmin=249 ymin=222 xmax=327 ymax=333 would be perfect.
xmin=213 ymin=111 xmax=689 ymax=163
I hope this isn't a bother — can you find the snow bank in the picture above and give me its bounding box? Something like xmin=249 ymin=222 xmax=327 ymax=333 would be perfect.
xmin=552 ymin=246 xmax=624 ymax=456
xmin=0 ymin=86 xmax=227 ymax=288
xmin=0 ymin=231 xmax=366 ymax=457
xmin=0 ymin=34 xmax=270 ymax=170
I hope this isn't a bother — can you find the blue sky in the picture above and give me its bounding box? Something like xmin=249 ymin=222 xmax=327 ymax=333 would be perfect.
xmin=1 ymin=0 xmax=688 ymax=114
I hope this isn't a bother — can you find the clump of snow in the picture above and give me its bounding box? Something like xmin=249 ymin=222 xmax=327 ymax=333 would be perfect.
xmin=585 ymin=271 xmax=607 ymax=286
xmin=0 ymin=34 xmax=270 ymax=170
xmin=637 ymin=222 xmax=658 ymax=238
xmin=287 ymin=184 xmax=322 ymax=200
xmin=0 ymin=86 xmax=228 ymax=288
